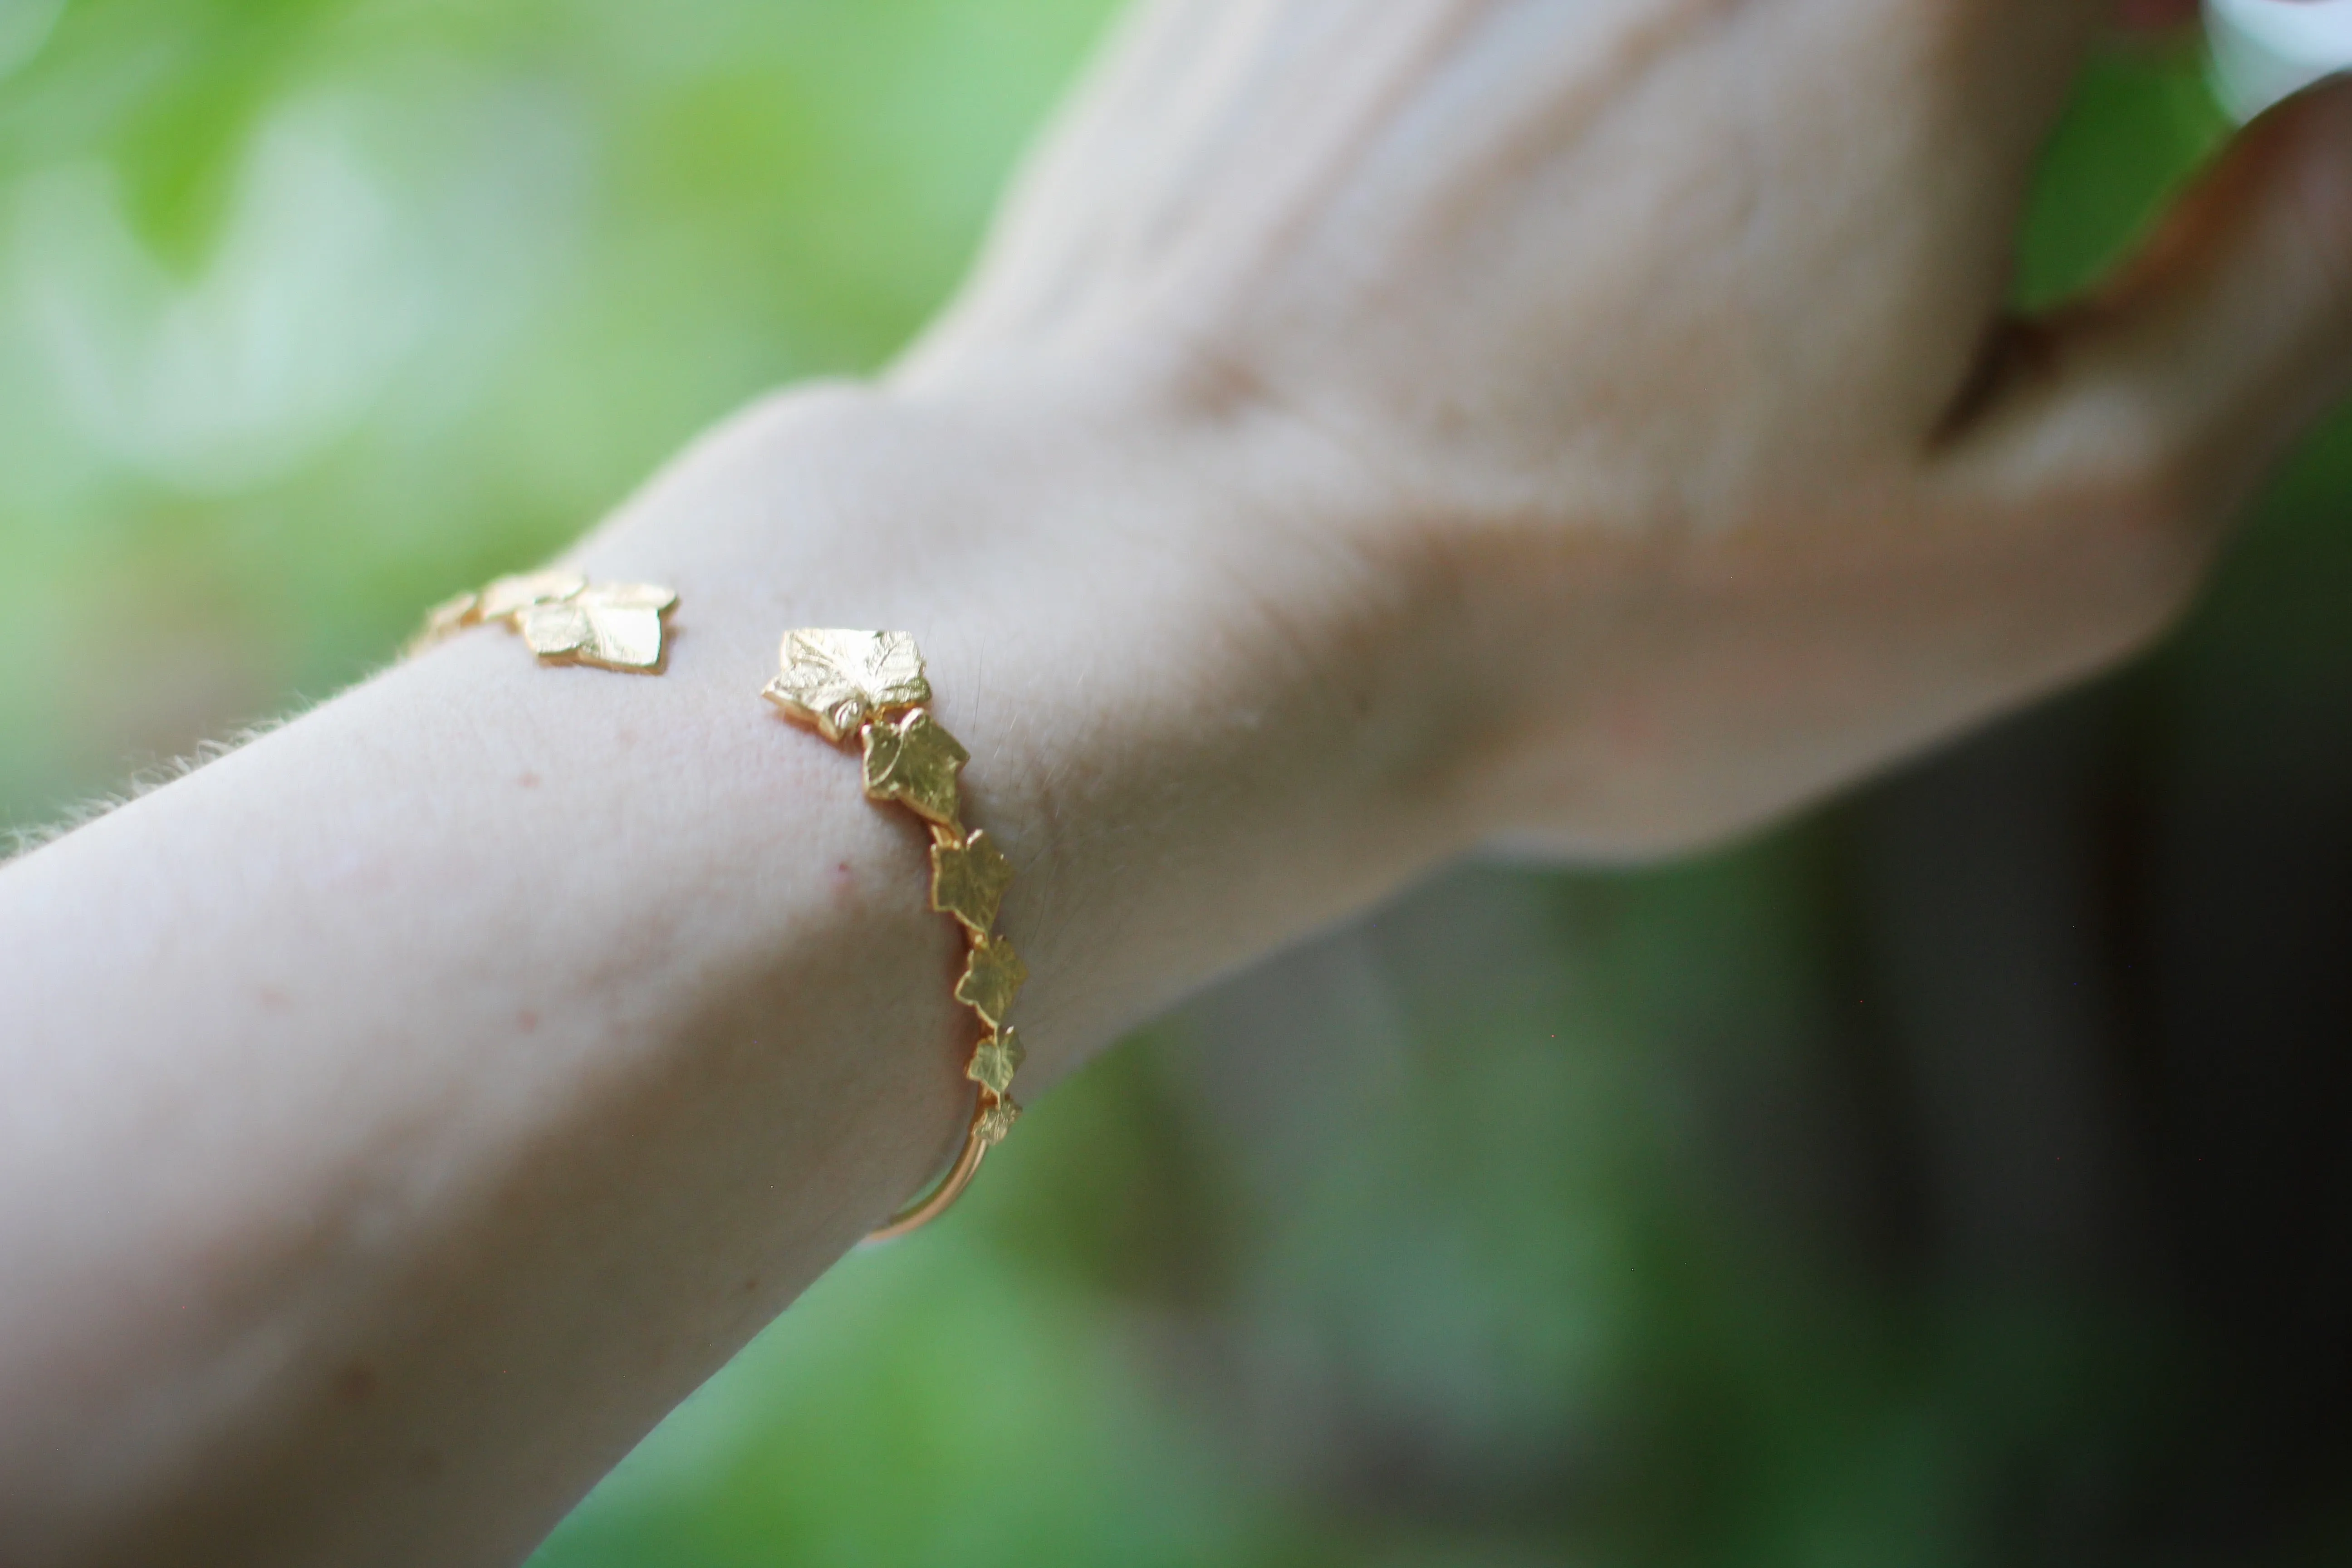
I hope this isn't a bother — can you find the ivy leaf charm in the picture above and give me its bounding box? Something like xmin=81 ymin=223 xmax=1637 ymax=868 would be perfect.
xmin=519 ymin=583 xmax=678 ymax=672
xmin=956 ymin=935 xmax=1027 ymax=1029
xmin=930 ymin=829 xmax=1014 ymax=935
xmin=973 ymin=1094 xmax=1021 ymax=1148
xmin=967 ymin=1027 xmax=1025 ymax=1097
xmin=478 ymin=570 xmax=589 ymax=622
xmin=765 ymin=629 xmax=931 ymax=743
xmin=862 ymin=710 xmax=967 ymax=828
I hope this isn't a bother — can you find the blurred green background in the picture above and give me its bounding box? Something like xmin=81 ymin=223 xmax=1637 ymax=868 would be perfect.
xmin=6 ymin=5 xmax=2350 ymax=1564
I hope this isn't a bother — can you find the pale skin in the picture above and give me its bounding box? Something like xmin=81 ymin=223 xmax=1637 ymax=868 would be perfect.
xmin=0 ymin=0 xmax=2343 ymax=1561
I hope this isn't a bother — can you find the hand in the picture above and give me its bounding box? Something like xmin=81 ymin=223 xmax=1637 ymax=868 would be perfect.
xmin=900 ymin=0 xmax=2352 ymax=858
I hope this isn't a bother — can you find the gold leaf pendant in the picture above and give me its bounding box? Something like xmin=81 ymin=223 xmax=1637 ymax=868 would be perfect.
xmin=764 ymin=628 xmax=931 ymax=741
xmin=520 ymin=583 xmax=680 ymax=672
xmin=406 ymin=571 xmax=677 ymax=672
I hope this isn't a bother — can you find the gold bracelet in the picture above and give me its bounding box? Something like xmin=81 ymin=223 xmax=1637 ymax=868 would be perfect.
xmin=764 ymin=629 xmax=1024 ymax=1241
xmin=406 ymin=585 xmax=1006 ymax=1240
xmin=407 ymin=569 xmax=677 ymax=671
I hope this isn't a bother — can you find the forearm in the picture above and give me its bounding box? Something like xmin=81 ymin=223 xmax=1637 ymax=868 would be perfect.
xmin=0 ymin=380 xmax=1460 ymax=1565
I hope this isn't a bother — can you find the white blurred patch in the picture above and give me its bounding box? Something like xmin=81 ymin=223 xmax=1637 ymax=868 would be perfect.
xmin=11 ymin=102 xmax=430 ymax=493
xmin=0 ymin=0 xmax=64 ymax=80
xmin=2208 ymin=0 xmax=2352 ymax=122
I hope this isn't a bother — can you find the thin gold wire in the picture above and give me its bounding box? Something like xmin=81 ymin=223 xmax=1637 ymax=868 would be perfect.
xmin=865 ymin=1098 xmax=994 ymax=1243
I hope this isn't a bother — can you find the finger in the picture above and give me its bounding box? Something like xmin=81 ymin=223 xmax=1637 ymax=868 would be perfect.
xmin=1953 ymin=78 xmax=2352 ymax=536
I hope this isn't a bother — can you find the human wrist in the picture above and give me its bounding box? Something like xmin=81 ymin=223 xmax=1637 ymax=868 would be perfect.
xmin=567 ymin=373 xmax=1478 ymax=1078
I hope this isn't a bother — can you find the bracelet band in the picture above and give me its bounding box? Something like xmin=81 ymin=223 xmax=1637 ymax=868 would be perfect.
xmin=764 ymin=629 xmax=1025 ymax=1241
